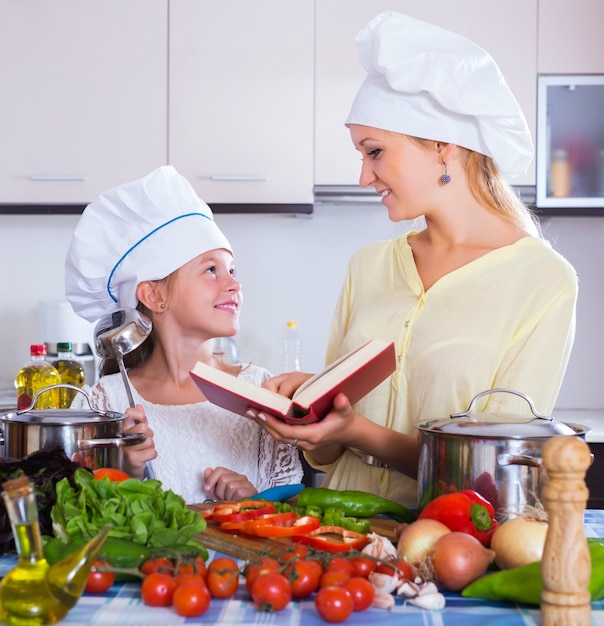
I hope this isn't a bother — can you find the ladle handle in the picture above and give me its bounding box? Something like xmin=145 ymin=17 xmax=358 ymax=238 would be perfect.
xmin=116 ymin=355 xmax=136 ymax=409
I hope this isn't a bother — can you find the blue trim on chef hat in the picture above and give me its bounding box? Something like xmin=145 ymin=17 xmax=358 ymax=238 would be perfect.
xmin=106 ymin=212 xmax=212 ymax=303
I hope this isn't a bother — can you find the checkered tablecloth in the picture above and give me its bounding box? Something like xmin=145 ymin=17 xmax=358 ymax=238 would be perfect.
xmin=2 ymin=511 xmax=604 ymax=625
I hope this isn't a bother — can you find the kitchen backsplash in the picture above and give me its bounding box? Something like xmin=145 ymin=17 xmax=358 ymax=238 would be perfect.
xmin=0 ymin=206 xmax=602 ymax=411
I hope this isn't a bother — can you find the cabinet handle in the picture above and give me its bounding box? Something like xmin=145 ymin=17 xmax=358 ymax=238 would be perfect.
xmin=29 ymin=175 xmax=87 ymax=181
xmin=210 ymin=175 xmax=268 ymax=182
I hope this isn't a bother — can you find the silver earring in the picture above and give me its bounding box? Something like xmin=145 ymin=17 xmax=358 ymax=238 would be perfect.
xmin=440 ymin=162 xmax=451 ymax=185
xmin=160 ymin=303 xmax=165 ymax=309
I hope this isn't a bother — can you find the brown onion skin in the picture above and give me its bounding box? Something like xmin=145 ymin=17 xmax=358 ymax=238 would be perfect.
xmin=397 ymin=519 xmax=451 ymax=565
xmin=429 ymin=532 xmax=495 ymax=592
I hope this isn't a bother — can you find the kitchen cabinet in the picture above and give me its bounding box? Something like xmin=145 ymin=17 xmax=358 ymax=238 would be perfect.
xmin=538 ymin=0 xmax=604 ymax=74
xmin=0 ymin=0 xmax=168 ymax=205
xmin=314 ymin=0 xmax=538 ymax=189
xmin=168 ymin=0 xmax=314 ymax=208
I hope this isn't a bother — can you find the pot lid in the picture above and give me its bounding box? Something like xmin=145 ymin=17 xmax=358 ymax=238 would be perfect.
xmin=1 ymin=408 xmax=125 ymax=426
xmin=417 ymin=388 xmax=589 ymax=439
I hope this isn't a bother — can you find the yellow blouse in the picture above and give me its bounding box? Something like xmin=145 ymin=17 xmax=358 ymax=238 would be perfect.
xmin=307 ymin=233 xmax=578 ymax=506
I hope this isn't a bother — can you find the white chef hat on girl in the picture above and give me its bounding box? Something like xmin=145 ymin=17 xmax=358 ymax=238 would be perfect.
xmin=65 ymin=165 xmax=233 ymax=322
xmin=345 ymin=12 xmax=534 ymax=176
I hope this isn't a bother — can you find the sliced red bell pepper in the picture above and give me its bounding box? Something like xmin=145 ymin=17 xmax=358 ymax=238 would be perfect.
xmin=418 ymin=489 xmax=498 ymax=547
xmin=291 ymin=525 xmax=371 ymax=553
xmin=219 ymin=511 xmax=298 ymax=534
xmin=212 ymin=499 xmax=276 ymax=524
xmin=247 ymin=514 xmax=321 ymax=538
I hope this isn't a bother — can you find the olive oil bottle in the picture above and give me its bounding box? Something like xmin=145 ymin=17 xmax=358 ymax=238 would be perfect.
xmin=0 ymin=476 xmax=111 ymax=625
xmin=14 ymin=344 xmax=61 ymax=410
xmin=51 ymin=342 xmax=86 ymax=408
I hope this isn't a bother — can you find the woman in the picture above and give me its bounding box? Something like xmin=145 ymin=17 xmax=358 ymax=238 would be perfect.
xmin=250 ymin=12 xmax=578 ymax=507
xmin=65 ymin=166 xmax=302 ymax=503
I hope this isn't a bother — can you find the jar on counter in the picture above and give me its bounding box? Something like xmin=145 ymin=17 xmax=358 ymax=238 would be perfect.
xmin=549 ymin=149 xmax=571 ymax=198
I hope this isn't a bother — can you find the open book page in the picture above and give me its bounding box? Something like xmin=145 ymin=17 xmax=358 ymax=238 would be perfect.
xmin=292 ymin=340 xmax=385 ymax=405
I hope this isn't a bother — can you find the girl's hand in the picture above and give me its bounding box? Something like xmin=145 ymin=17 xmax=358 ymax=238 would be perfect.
xmin=122 ymin=404 xmax=157 ymax=480
xmin=203 ymin=466 xmax=257 ymax=501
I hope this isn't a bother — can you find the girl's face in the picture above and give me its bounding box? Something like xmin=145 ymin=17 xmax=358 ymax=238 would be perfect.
xmin=349 ymin=124 xmax=441 ymax=222
xmin=168 ymin=248 xmax=242 ymax=339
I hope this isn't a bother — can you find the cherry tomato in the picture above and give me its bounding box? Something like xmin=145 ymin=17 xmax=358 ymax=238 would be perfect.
xmin=279 ymin=543 xmax=310 ymax=562
xmin=193 ymin=556 xmax=208 ymax=581
xmin=207 ymin=556 xmax=240 ymax=599
xmin=173 ymin=581 xmax=211 ymax=618
xmin=175 ymin=564 xmax=206 ymax=588
xmin=319 ymin=570 xmax=350 ymax=589
xmin=141 ymin=572 xmax=177 ymax=607
xmin=326 ymin=556 xmax=355 ymax=577
xmin=349 ymin=557 xmax=377 ymax=579
xmin=92 ymin=467 xmax=130 ymax=481
xmin=343 ymin=576 xmax=375 ymax=611
xmin=315 ymin=586 xmax=354 ymax=623
xmin=251 ymin=572 xmax=292 ymax=612
xmin=286 ymin=559 xmax=322 ymax=599
xmin=85 ymin=560 xmax=115 ymax=593
xmin=245 ymin=556 xmax=281 ymax=595
xmin=375 ymin=558 xmax=414 ymax=581
xmin=140 ymin=556 xmax=174 ymax=577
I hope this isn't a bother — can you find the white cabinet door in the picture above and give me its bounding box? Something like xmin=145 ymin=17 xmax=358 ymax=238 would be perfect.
xmin=169 ymin=0 xmax=314 ymax=206
xmin=538 ymin=0 xmax=604 ymax=73
xmin=315 ymin=0 xmax=538 ymax=188
xmin=0 ymin=0 xmax=167 ymax=205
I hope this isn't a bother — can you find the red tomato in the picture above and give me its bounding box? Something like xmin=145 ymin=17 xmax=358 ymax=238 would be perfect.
xmin=319 ymin=570 xmax=349 ymax=589
xmin=175 ymin=564 xmax=206 ymax=588
xmin=279 ymin=543 xmax=310 ymax=562
xmin=326 ymin=557 xmax=355 ymax=577
xmin=141 ymin=572 xmax=177 ymax=607
xmin=92 ymin=467 xmax=130 ymax=481
xmin=251 ymin=572 xmax=292 ymax=612
xmin=349 ymin=557 xmax=377 ymax=579
xmin=207 ymin=556 xmax=240 ymax=599
xmin=245 ymin=556 xmax=281 ymax=595
xmin=286 ymin=559 xmax=322 ymax=599
xmin=140 ymin=557 xmax=174 ymax=577
xmin=173 ymin=581 xmax=211 ymax=618
xmin=343 ymin=576 xmax=375 ymax=611
xmin=315 ymin=586 xmax=354 ymax=623
xmin=193 ymin=556 xmax=208 ymax=581
xmin=85 ymin=560 xmax=115 ymax=593
xmin=375 ymin=559 xmax=414 ymax=581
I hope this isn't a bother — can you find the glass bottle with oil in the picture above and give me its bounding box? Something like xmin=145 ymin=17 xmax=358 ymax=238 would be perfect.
xmin=0 ymin=476 xmax=111 ymax=625
xmin=51 ymin=342 xmax=86 ymax=408
xmin=14 ymin=344 xmax=61 ymax=410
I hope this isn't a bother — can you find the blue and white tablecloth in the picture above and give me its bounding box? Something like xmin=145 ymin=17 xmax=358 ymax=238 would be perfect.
xmin=1 ymin=510 xmax=604 ymax=625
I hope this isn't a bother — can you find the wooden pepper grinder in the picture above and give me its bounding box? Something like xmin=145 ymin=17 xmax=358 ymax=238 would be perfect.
xmin=541 ymin=435 xmax=592 ymax=626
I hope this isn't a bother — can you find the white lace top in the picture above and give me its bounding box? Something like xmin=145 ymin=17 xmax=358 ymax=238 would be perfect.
xmin=75 ymin=365 xmax=303 ymax=504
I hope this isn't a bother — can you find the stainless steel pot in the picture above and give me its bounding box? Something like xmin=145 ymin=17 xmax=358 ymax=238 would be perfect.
xmin=0 ymin=385 xmax=145 ymax=470
xmin=417 ymin=388 xmax=589 ymax=521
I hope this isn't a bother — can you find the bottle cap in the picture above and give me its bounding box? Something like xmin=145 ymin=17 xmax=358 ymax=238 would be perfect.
xmin=552 ymin=149 xmax=567 ymax=159
xmin=287 ymin=321 xmax=298 ymax=328
xmin=30 ymin=344 xmax=46 ymax=356
xmin=57 ymin=342 xmax=73 ymax=353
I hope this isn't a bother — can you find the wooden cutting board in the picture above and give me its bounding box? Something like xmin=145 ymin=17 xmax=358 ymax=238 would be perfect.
xmin=189 ymin=503 xmax=399 ymax=562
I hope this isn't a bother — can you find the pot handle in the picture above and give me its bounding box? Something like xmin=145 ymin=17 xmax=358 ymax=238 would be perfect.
xmin=77 ymin=432 xmax=146 ymax=450
xmin=450 ymin=388 xmax=552 ymax=421
xmin=19 ymin=385 xmax=97 ymax=414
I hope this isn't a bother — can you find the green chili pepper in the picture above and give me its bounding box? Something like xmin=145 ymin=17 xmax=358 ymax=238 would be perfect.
xmin=462 ymin=539 xmax=604 ymax=605
xmin=296 ymin=487 xmax=417 ymax=523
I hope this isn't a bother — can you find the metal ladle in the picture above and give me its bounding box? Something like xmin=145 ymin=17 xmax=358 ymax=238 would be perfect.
xmin=94 ymin=308 xmax=154 ymax=479
xmin=93 ymin=308 xmax=152 ymax=409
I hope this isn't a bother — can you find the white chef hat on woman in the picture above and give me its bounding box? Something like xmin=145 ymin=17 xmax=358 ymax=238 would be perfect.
xmin=345 ymin=12 xmax=534 ymax=176
xmin=65 ymin=165 xmax=233 ymax=322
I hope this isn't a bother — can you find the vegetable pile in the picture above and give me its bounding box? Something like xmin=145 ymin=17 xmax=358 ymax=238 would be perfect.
xmin=50 ymin=467 xmax=207 ymax=557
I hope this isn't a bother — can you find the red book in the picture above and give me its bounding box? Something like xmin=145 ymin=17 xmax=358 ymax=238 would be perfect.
xmin=190 ymin=339 xmax=396 ymax=425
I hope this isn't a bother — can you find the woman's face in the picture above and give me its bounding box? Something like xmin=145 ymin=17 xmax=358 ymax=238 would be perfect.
xmin=349 ymin=124 xmax=441 ymax=221
xmin=168 ymin=248 xmax=242 ymax=339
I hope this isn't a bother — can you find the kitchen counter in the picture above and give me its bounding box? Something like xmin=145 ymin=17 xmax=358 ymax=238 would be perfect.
xmin=1 ymin=510 xmax=604 ymax=625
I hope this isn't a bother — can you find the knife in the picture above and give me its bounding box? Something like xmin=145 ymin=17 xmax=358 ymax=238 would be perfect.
xmin=249 ymin=483 xmax=306 ymax=502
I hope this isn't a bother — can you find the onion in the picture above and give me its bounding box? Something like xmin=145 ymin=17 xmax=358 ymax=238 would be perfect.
xmin=428 ymin=532 xmax=495 ymax=591
xmin=490 ymin=516 xmax=549 ymax=569
xmin=397 ymin=519 xmax=451 ymax=565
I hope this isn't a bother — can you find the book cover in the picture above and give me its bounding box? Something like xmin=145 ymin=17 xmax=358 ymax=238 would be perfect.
xmin=190 ymin=338 xmax=396 ymax=425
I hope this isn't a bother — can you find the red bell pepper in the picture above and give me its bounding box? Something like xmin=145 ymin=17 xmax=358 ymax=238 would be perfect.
xmin=220 ymin=511 xmax=298 ymax=534
xmin=292 ymin=525 xmax=371 ymax=553
xmin=242 ymin=514 xmax=321 ymax=538
xmin=418 ymin=489 xmax=498 ymax=547
xmin=211 ymin=500 xmax=276 ymax=524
